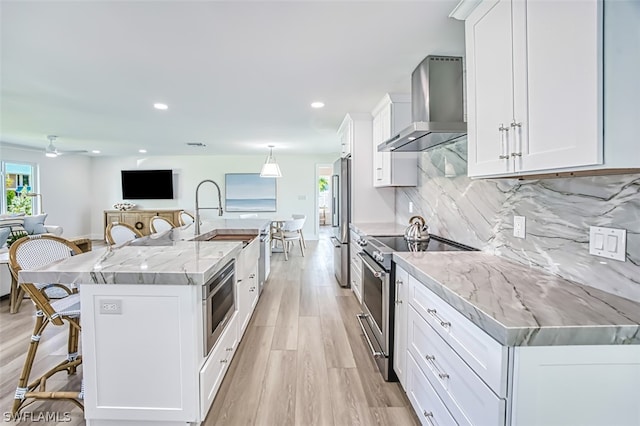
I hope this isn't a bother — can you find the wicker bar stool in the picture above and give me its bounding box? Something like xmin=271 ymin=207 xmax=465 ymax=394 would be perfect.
xmin=105 ymin=221 xmax=143 ymax=245
xmin=149 ymin=216 xmax=175 ymax=233
xmin=179 ymin=210 xmax=195 ymax=226
xmin=8 ymin=235 xmax=84 ymax=415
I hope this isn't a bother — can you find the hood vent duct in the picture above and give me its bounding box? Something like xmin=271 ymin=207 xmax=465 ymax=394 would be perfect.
xmin=378 ymin=55 xmax=466 ymax=152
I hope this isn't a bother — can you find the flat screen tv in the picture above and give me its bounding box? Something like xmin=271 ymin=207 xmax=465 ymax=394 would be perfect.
xmin=121 ymin=169 xmax=174 ymax=200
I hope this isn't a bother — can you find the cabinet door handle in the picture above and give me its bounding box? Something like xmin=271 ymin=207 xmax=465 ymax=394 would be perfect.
xmin=426 ymin=308 xmax=451 ymax=328
xmin=249 ymin=273 xmax=255 ymax=279
xmin=498 ymin=124 xmax=510 ymax=159
xmin=423 ymin=411 xmax=436 ymax=426
xmin=249 ymin=286 xmax=256 ymax=292
xmin=510 ymin=121 xmax=523 ymax=157
xmin=425 ymin=354 xmax=449 ymax=379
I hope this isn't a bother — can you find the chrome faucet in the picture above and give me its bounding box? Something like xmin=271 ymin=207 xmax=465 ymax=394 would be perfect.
xmin=195 ymin=179 xmax=223 ymax=234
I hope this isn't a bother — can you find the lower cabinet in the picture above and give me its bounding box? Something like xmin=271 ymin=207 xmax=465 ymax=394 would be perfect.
xmin=397 ymin=265 xmax=640 ymax=426
xmin=349 ymin=230 xmax=363 ymax=303
xmin=406 ymin=352 xmax=458 ymax=426
xmin=199 ymin=314 xmax=238 ymax=420
xmin=393 ymin=265 xmax=409 ymax=387
xmin=237 ymin=264 xmax=259 ymax=335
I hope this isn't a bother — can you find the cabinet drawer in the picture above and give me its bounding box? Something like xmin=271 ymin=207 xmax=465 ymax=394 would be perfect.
xmin=408 ymin=276 xmax=507 ymax=396
xmin=407 ymin=352 xmax=457 ymax=426
xmin=200 ymin=314 xmax=238 ymax=420
xmin=408 ymin=306 xmax=505 ymax=426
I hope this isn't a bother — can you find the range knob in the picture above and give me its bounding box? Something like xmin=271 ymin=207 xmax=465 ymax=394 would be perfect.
xmin=357 ymin=238 xmax=368 ymax=247
xmin=373 ymin=252 xmax=384 ymax=263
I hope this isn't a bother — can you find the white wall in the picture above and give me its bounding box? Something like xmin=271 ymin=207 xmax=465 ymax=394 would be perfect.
xmin=89 ymin=153 xmax=337 ymax=240
xmin=1 ymin=145 xmax=93 ymax=238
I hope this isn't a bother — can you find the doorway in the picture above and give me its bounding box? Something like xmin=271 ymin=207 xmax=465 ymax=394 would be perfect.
xmin=316 ymin=163 xmax=333 ymax=238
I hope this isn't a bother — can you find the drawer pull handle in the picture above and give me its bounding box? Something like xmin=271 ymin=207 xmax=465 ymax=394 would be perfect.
xmin=423 ymin=411 xmax=436 ymax=426
xmin=426 ymin=308 xmax=451 ymax=328
xmin=250 ymin=286 xmax=256 ymax=292
xmin=249 ymin=273 xmax=256 ymax=278
xmin=395 ymin=300 xmax=403 ymax=304
xmin=220 ymin=359 xmax=228 ymax=364
xmin=425 ymin=355 xmax=450 ymax=380
xmin=226 ymin=347 xmax=233 ymax=352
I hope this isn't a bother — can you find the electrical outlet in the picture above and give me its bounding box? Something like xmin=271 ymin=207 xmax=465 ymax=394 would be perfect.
xmin=513 ymin=216 xmax=526 ymax=239
xmin=409 ymin=202 xmax=414 ymax=213
xmin=99 ymin=299 xmax=122 ymax=315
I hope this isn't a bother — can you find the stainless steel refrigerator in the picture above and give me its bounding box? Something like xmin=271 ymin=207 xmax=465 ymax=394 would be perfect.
xmin=331 ymin=157 xmax=350 ymax=287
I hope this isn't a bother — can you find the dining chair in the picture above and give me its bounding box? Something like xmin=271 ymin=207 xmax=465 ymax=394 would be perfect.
xmin=178 ymin=210 xmax=195 ymax=226
xmin=271 ymin=218 xmax=305 ymax=261
xmin=291 ymin=214 xmax=307 ymax=248
xmin=149 ymin=216 xmax=175 ymax=234
xmin=105 ymin=221 xmax=143 ymax=245
xmin=9 ymin=235 xmax=84 ymax=415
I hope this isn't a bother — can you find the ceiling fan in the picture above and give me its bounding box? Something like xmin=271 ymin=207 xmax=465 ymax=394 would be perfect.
xmin=45 ymin=135 xmax=88 ymax=157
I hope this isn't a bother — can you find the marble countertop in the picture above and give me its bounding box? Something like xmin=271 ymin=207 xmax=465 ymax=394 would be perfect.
xmin=350 ymin=222 xmax=407 ymax=237
xmin=17 ymin=219 xmax=272 ymax=286
xmin=394 ymin=252 xmax=640 ymax=346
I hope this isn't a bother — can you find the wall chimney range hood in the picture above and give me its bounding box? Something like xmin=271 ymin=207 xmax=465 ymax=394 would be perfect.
xmin=378 ymin=56 xmax=466 ymax=152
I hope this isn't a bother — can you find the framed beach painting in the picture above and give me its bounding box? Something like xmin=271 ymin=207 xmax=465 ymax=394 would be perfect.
xmin=225 ymin=173 xmax=277 ymax=212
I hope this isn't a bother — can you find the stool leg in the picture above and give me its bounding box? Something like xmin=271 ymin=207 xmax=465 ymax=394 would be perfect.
xmin=67 ymin=318 xmax=81 ymax=375
xmin=299 ymin=239 xmax=305 ymax=257
xmin=12 ymin=313 xmax=48 ymax=415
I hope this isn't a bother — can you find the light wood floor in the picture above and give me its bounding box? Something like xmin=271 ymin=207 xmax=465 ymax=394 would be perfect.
xmin=0 ymin=229 xmax=419 ymax=425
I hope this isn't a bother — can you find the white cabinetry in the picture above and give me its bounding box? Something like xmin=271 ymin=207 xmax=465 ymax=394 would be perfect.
xmin=339 ymin=113 xmax=395 ymax=224
xmin=237 ymin=237 xmax=260 ymax=336
xmin=199 ymin=314 xmax=238 ymax=419
xmin=338 ymin=114 xmax=353 ymax=158
xmin=349 ymin=230 xmax=363 ymax=303
xmin=393 ymin=265 xmax=409 ymax=387
xmin=398 ymin=265 xmax=640 ymax=426
xmin=465 ymin=0 xmax=603 ymax=177
xmin=371 ymin=94 xmax=417 ymax=187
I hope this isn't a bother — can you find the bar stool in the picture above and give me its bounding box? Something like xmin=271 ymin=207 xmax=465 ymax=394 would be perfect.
xmin=9 ymin=235 xmax=84 ymax=415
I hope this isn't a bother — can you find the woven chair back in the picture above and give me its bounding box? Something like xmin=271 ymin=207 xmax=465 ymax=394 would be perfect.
xmin=179 ymin=211 xmax=194 ymax=226
xmin=9 ymin=235 xmax=82 ymax=325
xmin=150 ymin=216 xmax=175 ymax=233
xmin=106 ymin=222 xmax=142 ymax=245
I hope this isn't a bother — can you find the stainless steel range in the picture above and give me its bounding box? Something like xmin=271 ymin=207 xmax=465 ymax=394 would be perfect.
xmin=355 ymin=234 xmax=477 ymax=381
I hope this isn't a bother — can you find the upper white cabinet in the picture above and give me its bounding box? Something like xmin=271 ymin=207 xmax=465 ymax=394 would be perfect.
xmin=339 ymin=113 xmax=396 ymax=224
xmin=371 ymin=94 xmax=417 ymax=187
xmin=465 ymin=0 xmax=603 ymax=177
xmin=338 ymin=115 xmax=353 ymax=158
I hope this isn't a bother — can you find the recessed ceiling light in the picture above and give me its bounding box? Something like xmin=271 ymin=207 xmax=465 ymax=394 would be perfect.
xmin=139 ymin=149 xmax=147 ymax=153
xmin=92 ymin=150 xmax=101 ymax=154
xmin=153 ymin=103 xmax=168 ymax=110
xmin=311 ymin=101 xmax=325 ymax=109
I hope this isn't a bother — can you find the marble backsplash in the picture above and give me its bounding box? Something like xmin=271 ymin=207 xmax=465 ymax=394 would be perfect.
xmin=396 ymin=139 xmax=640 ymax=303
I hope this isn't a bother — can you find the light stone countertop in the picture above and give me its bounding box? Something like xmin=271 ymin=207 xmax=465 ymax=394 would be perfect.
xmin=394 ymin=251 xmax=640 ymax=346
xmin=18 ymin=219 xmax=273 ymax=287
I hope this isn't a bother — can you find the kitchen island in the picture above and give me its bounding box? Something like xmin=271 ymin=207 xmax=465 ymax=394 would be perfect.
xmin=18 ymin=219 xmax=271 ymax=426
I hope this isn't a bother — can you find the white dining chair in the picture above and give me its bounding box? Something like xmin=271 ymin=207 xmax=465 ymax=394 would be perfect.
xmin=149 ymin=216 xmax=175 ymax=233
xmin=271 ymin=218 xmax=305 ymax=261
xmin=291 ymin=214 xmax=307 ymax=248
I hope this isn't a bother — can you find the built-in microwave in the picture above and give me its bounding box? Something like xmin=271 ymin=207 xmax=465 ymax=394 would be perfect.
xmin=203 ymin=260 xmax=235 ymax=357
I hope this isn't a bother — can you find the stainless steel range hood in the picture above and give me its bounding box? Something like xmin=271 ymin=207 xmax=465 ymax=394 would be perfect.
xmin=378 ymin=56 xmax=466 ymax=152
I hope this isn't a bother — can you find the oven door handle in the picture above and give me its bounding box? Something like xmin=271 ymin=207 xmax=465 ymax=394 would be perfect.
xmin=357 ymin=252 xmax=386 ymax=278
xmin=356 ymin=313 xmax=385 ymax=359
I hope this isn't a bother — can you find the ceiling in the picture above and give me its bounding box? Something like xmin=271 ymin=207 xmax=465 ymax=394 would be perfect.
xmin=0 ymin=0 xmax=464 ymax=157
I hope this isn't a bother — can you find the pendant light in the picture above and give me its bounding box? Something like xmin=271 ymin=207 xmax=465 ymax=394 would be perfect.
xmin=260 ymin=145 xmax=282 ymax=178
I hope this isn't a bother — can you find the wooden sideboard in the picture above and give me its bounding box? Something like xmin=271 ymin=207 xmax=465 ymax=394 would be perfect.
xmin=103 ymin=209 xmax=182 ymax=239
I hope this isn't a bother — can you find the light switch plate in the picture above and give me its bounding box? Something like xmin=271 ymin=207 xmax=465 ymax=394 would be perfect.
xmin=513 ymin=216 xmax=526 ymax=239
xmin=589 ymin=226 xmax=626 ymax=262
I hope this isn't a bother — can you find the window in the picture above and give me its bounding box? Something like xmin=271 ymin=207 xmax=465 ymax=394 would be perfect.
xmin=2 ymin=161 xmax=38 ymax=215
